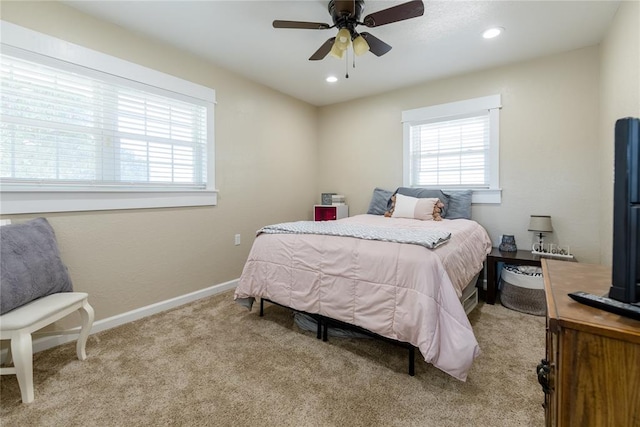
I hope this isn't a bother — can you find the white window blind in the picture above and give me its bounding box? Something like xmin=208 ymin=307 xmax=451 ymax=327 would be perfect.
xmin=408 ymin=113 xmax=490 ymax=188
xmin=1 ymin=52 xmax=208 ymax=190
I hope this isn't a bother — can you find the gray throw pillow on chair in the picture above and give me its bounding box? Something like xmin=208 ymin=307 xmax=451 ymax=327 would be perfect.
xmin=0 ymin=218 xmax=73 ymax=315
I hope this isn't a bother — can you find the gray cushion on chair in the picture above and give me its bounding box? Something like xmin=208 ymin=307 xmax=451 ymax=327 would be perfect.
xmin=1 ymin=218 xmax=73 ymax=315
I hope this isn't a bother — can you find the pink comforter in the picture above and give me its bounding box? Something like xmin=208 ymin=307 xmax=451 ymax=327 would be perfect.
xmin=234 ymin=214 xmax=492 ymax=381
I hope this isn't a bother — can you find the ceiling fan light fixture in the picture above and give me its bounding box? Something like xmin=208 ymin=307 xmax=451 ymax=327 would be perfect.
xmin=353 ymin=35 xmax=370 ymax=56
xmin=329 ymin=42 xmax=345 ymax=59
xmin=334 ymin=28 xmax=351 ymax=50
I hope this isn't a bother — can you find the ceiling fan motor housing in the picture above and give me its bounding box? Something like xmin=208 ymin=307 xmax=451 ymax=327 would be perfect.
xmin=329 ymin=0 xmax=365 ymax=32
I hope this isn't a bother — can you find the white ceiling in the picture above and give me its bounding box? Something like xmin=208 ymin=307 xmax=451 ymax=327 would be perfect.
xmin=63 ymin=0 xmax=620 ymax=106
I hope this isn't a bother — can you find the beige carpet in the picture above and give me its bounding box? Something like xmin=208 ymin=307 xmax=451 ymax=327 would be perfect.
xmin=1 ymin=291 xmax=545 ymax=426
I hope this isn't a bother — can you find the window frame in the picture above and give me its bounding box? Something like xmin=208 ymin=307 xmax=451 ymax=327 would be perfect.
xmin=0 ymin=21 xmax=217 ymax=214
xmin=402 ymin=95 xmax=502 ymax=204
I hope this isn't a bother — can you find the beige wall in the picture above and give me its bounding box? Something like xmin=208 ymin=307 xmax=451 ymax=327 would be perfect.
xmin=318 ymin=47 xmax=602 ymax=263
xmin=598 ymin=0 xmax=640 ymax=265
xmin=0 ymin=1 xmax=319 ymax=321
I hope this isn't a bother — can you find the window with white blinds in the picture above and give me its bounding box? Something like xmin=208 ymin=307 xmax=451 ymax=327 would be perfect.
xmin=1 ymin=53 xmax=208 ymax=189
xmin=402 ymin=95 xmax=502 ymax=204
xmin=0 ymin=22 xmax=216 ymax=214
xmin=408 ymin=113 xmax=489 ymax=187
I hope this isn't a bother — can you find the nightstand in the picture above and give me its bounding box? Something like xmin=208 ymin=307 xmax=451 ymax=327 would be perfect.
xmin=314 ymin=205 xmax=348 ymax=221
xmin=485 ymin=247 xmax=576 ymax=305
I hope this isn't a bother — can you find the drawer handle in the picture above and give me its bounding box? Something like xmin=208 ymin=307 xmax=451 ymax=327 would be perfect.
xmin=536 ymin=359 xmax=551 ymax=394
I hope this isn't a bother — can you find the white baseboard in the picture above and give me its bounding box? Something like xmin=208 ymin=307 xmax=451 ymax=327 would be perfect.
xmin=2 ymin=279 xmax=238 ymax=358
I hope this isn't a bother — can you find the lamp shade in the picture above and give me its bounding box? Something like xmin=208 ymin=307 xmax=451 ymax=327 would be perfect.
xmin=352 ymin=35 xmax=370 ymax=56
xmin=528 ymin=215 xmax=553 ymax=232
xmin=329 ymin=42 xmax=345 ymax=59
xmin=334 ymin=28 xmax=351 ymax=51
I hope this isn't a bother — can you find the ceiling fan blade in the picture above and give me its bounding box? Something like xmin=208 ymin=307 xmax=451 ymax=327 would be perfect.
xmin=360 ymin=32 xmax=392 ymax=57
xmin=309 ymin=38 xmax=336 ymax=61
xmin=273 ymin=20 xmax=331 ymax=30
xmin=362 ymin=0 xmax=424 ymax=27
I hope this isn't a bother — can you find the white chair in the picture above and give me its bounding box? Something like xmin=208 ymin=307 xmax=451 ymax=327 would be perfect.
xmin=0 ymin=292 xmax=94 ymax=403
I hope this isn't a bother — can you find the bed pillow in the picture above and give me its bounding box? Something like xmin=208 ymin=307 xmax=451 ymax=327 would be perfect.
xmin=0 ymin=217 xmax=73 ymax=315
xmin=366 ymin=187 xmax=395 ymax=215
xmin=443 ymin=190 xmax=473 ymax=219
xmin=390 ymin=194 xmax=442 ymax=221
xmin=396 ymin=187 xmax=450 ymax=218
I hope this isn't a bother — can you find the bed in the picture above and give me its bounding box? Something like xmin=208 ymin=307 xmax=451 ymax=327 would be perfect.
xmin=234 ymin=188 xmax=492 ymax=381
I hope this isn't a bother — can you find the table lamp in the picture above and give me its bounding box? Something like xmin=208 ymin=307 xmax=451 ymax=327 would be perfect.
xmin=529 ymin=215 xmax=553 ymax=252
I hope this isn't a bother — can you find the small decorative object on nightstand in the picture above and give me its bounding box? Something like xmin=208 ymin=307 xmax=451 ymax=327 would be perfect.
xmin=321 ymin=193 xmax=337 ymax=205
xmin=331 ymin=194 xmax=346 ymax=205
xmin=498 ymin=235 xmax=517 ymax=252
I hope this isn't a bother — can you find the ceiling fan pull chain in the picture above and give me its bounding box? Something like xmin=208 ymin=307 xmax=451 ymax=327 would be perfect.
xmin=345 ymin=49 xmax=349 ymax=78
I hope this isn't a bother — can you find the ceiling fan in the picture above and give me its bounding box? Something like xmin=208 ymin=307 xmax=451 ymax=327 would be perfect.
xmin=273 ymin=0 xmax=425 ymax=61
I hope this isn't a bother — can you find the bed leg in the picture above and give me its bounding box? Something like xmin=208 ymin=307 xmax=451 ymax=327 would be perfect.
xmin=322 ymin=318 xmax=328 ymax=342
xmin=316 ymin=317 xmax=322 ymax=340
xmin=408 ymin=347 xmax=415 ymax=376
xmin=259 ymin=298 xmax=264 ymax=317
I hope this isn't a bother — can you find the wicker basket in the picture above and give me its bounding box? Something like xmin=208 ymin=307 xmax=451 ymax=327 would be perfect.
xmin=500 ymin=264 xmax=546 ymax=316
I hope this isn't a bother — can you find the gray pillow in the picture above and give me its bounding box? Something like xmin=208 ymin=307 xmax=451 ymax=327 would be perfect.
xmin=366 ymin=187 xmax=394 ymax=215
xmin=1 ymin=218 xmax=73 ymax=314
xmin=396 ymin=187 xmax=450 ymax=218
xmin=443 ymin=190 xmax=473 ymax=219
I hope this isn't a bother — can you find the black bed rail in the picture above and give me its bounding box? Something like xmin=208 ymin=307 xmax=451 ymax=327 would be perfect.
xmin=259 ymin=298 xmax=416 ymax=376
xmin=259 ymin=297 xmax=322 ymax=340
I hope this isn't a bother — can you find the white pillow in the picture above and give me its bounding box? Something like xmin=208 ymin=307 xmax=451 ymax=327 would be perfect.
xmin=391 ymin=193 xmax=439 ymax=221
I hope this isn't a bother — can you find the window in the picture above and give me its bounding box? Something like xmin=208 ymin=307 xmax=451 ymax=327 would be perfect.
xmin=402 ymin=95 xmax=501 ymax=203
xmin=0 ymin=22 xmax=216 ymax=214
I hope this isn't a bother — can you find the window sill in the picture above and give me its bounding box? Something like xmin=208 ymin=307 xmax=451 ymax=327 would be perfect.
xmin=0 ymin=190 xmax=219 ymax=214
xmin=471 ymin=189 xmax=501 ymax=204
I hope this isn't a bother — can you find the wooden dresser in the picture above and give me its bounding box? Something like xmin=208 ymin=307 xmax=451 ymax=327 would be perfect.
xmin=540 ymin=259 xmax=640 ymax=427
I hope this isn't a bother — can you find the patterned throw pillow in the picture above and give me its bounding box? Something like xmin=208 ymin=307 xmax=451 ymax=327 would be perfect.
xmin=396 ymin=187 xmax=450 ymax=218
xmin=385 ymin=193 xmax=443 ymax=221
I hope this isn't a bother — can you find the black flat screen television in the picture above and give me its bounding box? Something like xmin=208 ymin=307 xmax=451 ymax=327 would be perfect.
xmin=608 ymin=117 xmax=640 ymax=305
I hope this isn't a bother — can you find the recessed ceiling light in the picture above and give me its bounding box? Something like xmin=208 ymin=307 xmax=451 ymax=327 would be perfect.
xmin=482 ymin=27 xmax=504 ymax=39
xmin=326 ymin=76 xmax=338 ymax=83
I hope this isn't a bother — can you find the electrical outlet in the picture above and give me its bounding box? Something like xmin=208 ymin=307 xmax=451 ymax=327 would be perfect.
xmin=234 ymin=234 xmax=241 ymax=246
